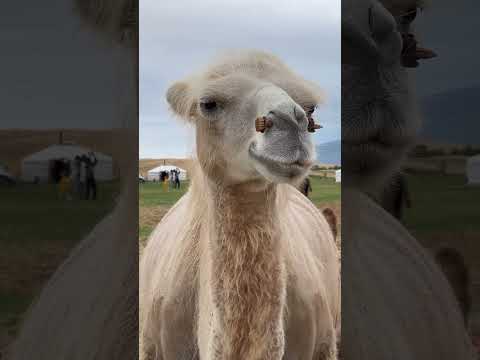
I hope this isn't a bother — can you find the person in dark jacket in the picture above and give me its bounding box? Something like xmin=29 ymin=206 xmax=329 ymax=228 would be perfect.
xmin=300 ymin=177 xmax=313 ymax=198
xmin=174 ymin=168 xmax=181 ymax=189
xmin=84 ymin=152 xmax=98 ymax=200
xmin=379 ymin=172 xmax=412 ymax=222
xmin=73 ymin=155 xmax=84 ymax=199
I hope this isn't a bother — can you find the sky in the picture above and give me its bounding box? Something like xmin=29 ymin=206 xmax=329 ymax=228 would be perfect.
xmin=3 ymin=0 xmax=477 ymax=153
xmin=139 ymin=0 xmax=341 ymax=158
xmin=413 ymin=0 xmax=480 ymax=97
xmin=1 ymin=1 xmax=133 ymax=130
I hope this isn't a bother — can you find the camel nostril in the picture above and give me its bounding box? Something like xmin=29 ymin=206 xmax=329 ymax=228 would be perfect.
xmin=255 ymin=116 xmax=273 ymax=133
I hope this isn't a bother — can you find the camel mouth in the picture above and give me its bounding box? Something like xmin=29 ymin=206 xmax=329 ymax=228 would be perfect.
xmin=248 ymin=143 xmax=312 ymax=182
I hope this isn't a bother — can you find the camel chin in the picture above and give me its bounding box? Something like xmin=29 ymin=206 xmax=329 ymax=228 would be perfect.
xmin=249 ymin=142 xmax=313 ymax=185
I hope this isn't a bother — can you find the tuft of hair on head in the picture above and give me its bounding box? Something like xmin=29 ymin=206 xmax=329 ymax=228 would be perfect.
xmin=166 ymin=80 xmax=198 ymax=121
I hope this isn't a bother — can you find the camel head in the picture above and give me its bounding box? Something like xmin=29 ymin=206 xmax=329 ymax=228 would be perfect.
xmin=342 ymin=0 xmax=435 ymax=192
xmin=166 ymin=51 xmax=323 ymax=187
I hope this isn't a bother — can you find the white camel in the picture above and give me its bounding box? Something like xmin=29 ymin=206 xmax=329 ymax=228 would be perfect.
xmin=342 ymin=0 xmax=476 ymax=358
xmin=140 ymin=51 xmax=340 ymax=360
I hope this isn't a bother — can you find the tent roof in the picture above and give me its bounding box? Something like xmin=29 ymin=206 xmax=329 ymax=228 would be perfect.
xmin=23 ymin=144 xmax=112 ymax=162
xmin=148 ymin=165 xmax=186 ymax=173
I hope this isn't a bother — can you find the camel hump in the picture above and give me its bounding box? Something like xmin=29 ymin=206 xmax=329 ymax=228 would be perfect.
xmin=321 ymin=207 xmax=338 ymax=240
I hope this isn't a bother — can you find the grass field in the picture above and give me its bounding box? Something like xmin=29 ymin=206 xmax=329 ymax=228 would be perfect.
xmin=403 ymin=172 xmax=480 ymax=326
xmin=404 ymin=173 xmax=480 ymax=235
xmin=0 ymin=181 xmax=119 ymax=345
xmin=139 ymin=175 xmax=341 ymax=245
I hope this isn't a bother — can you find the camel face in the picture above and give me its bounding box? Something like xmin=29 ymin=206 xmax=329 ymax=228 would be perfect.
xmin=167 ymin=51 xmax=322 ymax=185
xmin=342 ymin=0 xmax=420 ymax=189
xmin=195 ymin=74 xmax=315 ymax=185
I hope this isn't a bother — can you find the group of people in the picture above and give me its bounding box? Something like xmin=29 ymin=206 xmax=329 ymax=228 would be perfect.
xmin=58 ymin=152 xmax=98 ymax=200
xmin=159 ymin=168 xmax=181 ymax=191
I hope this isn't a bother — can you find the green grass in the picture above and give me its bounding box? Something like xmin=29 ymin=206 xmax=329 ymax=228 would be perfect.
xmin=308 ymin=176 xmax=341 ymax=206
xmin=0 ymin=181 xmax=120 ymax=339
xmin=139 ymin=177 xmax=340 ymax=210
xmin=139 ymin=181 xmax=189 ymax=208
xmin=0 ymin=182 xmax=120 ymax=243
xmin=404 ymin=173 xmax=480 ymax=234
xmin=139 ymin=176 xmax=340 ymax=241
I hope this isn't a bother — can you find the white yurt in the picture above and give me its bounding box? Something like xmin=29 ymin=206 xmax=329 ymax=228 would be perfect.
xmin=147 ymin=165 xmax=187 ymax=181
xmin=21 ymin=144 xmax=114 ymax=183
xmin=466 ymin=154 xmax=480 ymax=184
xmin=335 ymin=169 xmax=341 ymax=183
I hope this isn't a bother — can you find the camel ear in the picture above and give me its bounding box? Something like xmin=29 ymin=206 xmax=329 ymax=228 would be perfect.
xmin=166 ymin=81 xmax=197 ymax=120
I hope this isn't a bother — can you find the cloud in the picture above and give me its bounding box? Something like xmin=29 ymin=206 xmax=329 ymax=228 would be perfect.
xmin=140 ymin=0 xmax=341 ymax=158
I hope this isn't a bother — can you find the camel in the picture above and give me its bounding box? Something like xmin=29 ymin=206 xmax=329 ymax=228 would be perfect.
xmin=321 ymin=208 xmax=338 ymax=241
xmin=140 ymin=51 xmax=340 ymax=360
xmin=342 ymin=0 xmax=476 ymax=358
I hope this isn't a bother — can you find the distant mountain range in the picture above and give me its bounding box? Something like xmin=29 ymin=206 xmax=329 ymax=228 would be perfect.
xmin=419 ymin=86 xmax=480 ymax=146
xmin=315 ymin=140 xmax=340 ymax=166
xmin=312 ymin=87 xmax=479 ymax=166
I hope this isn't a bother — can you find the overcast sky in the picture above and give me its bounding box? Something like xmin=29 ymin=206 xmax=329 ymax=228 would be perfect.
xmin=413 ymin=0 xmax=480 ymax=97
xmin=1 ymin=1 xmax=132 ymax=130
xmin=4 ymin=0 xmax=476 ymax=154
xmin=139 ymin=0 xmax=341 ymax=158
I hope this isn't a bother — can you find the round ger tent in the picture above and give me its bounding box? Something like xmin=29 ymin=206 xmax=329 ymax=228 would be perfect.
xmin=147 ymin=165 xmax=187 ymax=181
xmin=21 ymin=144 xmax=114 ymax=183
xmin=466 ymin=155 xmax=480 ymax=184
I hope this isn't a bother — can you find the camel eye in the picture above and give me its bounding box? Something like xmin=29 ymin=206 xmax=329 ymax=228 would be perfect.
xmin=200 ymin=100 xmax=218 ymax=113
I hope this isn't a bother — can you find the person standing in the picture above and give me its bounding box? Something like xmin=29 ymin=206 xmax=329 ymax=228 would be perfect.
xmin=379 ymin=172 xmax=412 ymax=222
xmin=169 ymin=169 xmax=175 ymax=190
xmin=79 ymin=155 xmax=88 ymax=199
xmin=73 ymin=155 xmax=82 ymax=199
xmin=300 ymin=177 xmax=312 ymax=198
xmin=162 ymin=171 xmax=168 ymax=192
xmin=175 ymin=168 xmax=181 ymax=189
xmin=85 ymin=152 xmax=98 ymax=200
xmin=58 ymin=169 xmax=72 ymax=200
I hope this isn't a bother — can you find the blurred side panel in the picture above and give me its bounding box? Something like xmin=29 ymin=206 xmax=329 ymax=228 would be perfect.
xmin=342 ymin=0 xmax=479 ymax=358
xmin=0 ymin=1 xmax=138 ymax=359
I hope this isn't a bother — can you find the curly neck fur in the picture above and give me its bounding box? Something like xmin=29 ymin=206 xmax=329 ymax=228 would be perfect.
xmin=204 ymin=179 xmax=286 ymax=359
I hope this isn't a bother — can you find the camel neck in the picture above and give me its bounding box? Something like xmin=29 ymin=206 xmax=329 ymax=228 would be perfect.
xmin=211 ymin=183 xmax=277 ymax=229
xmin=205 ymin=183 xmax=286 ymax=359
